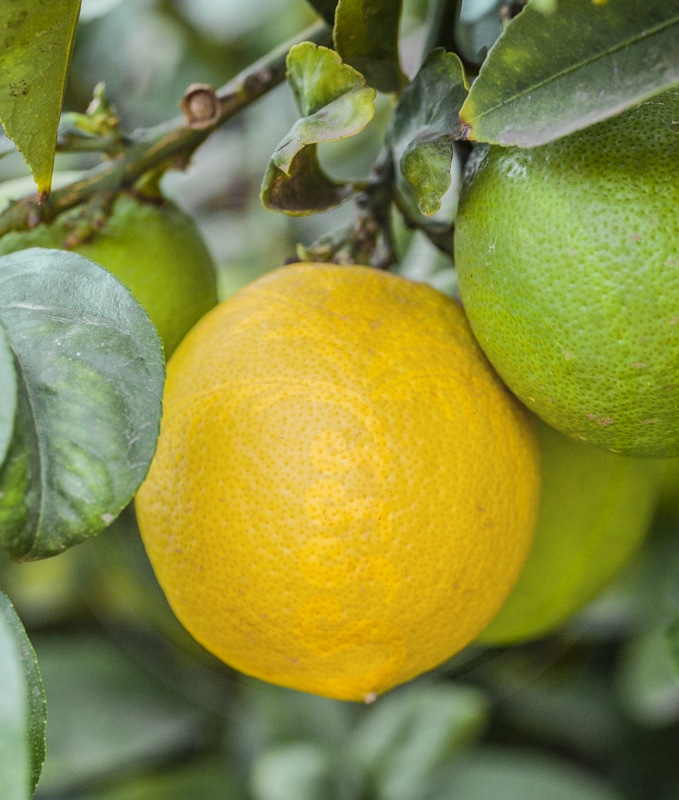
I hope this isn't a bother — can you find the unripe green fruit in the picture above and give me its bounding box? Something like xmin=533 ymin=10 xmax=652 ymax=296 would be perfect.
xmin=455 ymin=90 xmax=679 ymax=457
xmin=479 ymin=419 xmax=662 ymax=645
xmin=0 ymin=180 xmax=218 ymax=357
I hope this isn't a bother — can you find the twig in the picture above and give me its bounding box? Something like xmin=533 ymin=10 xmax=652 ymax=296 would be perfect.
xmin=0 ymin=20 xmax=331 ymax=237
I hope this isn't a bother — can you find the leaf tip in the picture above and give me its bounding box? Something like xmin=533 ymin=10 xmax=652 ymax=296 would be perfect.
xmin=36 ymin=175 xmax=52 ymax=204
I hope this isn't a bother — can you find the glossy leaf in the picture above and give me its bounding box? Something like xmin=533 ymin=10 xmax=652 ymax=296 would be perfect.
xmin=460 ymin=0 xmax=679 ymax=146
xmin=261 ymin=43 xmax=375 ymax=215
xmin=388 ymin=49 xmax=468 ymax=219
xmin=334 ymin=0 xmax=406 ymax=92
xmin=0 ymin=248 xmax=164 ymax=561
xmin=0 ymin=587 xmax=46 ymax=799
xmin=0 ymin=0 xmax=82 ymax=198
xmin=0 ymin=323 xmax=16 ymax=467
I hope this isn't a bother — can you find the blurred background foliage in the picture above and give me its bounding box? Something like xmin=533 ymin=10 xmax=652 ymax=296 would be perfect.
xmin=2 ymin=0 xmax=679 ymax=798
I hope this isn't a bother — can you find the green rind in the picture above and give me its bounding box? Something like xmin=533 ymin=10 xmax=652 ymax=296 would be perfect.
xmin=0 ymin=191 xmax=218 ymax=357
xmin=455 ymin=89 xmax=679 ymax=456
xmin=479 ymin=420 xmax=662 ymax=645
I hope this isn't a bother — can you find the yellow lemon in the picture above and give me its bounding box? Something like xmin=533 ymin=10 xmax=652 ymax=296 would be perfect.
xmin=135 ymin=263 xmax=540 ymax=702
xmin=480 ymin=419 xmax=662 ymax=645
xmin=454 ymin=90 xmax=679 ymax=456
xmin=0 ymin=185 xmax=218 ymax=356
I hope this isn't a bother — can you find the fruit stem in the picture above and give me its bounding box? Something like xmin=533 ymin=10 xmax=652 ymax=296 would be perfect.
xmin=0 ymin=20 xmax=332 ymax=237
xmin=296 ymin=149 xmax=400 ymax=269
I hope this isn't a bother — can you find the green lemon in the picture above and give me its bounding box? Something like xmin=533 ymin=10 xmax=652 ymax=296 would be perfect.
xmin=0 ymin=179 xmax=218 ymax=356
xmin=479 ymin=419 xmax=662 ymax=645
xmin=454 ymin=89 xmax=679 ymax=457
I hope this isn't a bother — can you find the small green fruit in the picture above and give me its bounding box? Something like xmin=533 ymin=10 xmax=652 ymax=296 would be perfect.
xmin=479 ymin=419 xmax=662 ymax=645
xmin=455 ymin=89 xmax=679 ymax=456
xmin=0 ymin=182 xmax=218 ymax=357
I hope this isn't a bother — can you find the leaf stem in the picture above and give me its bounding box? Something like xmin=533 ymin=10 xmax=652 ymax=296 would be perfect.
xmin=0 ymin=20 xmax=331 ymax=237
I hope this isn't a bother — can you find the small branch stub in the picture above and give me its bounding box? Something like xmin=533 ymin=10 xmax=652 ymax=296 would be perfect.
xmin=180 ymin=83 xmax=221 ymax=129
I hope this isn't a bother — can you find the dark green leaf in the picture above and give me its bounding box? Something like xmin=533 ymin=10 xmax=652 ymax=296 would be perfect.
xmin=261 ymin=142 xmax=354 ymax=214
xmin=32 ymin=632 xmax=207 ymax=795
xmin=350 ymin=682 xmax=488 ymax=800
xmin=0 ymin=248 xmax=164 ymax=561
xmin=87 ymin=759 xmax=246 ymax=800
xmin=473 ymin=649 xmax=623 ymax=762
xmin=428 ymin=747 xmax=625 ymax=800
xmin=0 ymin=323 xmax=16 ymax=467
xmin=460 ymin=0 xmax=679 ymax=146
xmin=0 ymin=587 xmax=46 ymax=799
xmin=667 ymin=614 xmax=679 ymax=675
xmin=388 ymin=49 xmax=468 ymax=219
xmin=261 ymin=43 xmax=375 ymax=215
xmin=0 ymin=0 xmax=82 ymax=198
xmin=334 ymin=0 xmax=406 ymax=93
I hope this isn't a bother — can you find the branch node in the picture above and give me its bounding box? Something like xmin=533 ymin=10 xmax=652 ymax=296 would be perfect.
xmin=180 ymin=83 xmax=221 ymax=130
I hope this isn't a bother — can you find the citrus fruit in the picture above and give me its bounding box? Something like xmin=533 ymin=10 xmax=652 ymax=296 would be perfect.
xmin=479 ymin=419 xmax=662 ymax=645
xmin=0 ymin=184 xmax=218 ymax=356
xmin=454 ymin=89 xmax=679 ymax=457
xmin=135 ymin=262 xmax=541 ymax=702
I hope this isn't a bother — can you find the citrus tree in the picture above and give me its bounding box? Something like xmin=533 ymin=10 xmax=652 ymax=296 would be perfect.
xmin=1 ymin=1 xmax=679 ymax=798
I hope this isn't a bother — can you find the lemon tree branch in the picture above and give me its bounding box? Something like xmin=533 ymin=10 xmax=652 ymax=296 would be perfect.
xmin=0 ymin=20 xmax=331 ymax=237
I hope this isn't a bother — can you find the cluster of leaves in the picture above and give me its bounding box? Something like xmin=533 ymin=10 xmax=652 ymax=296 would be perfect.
xmin=1 ymin=0 xmax=679 ymax=798
xmin=262 ymin=0 xmax=679 ymax=240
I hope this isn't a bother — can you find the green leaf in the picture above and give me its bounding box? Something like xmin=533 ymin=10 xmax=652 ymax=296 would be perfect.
xmin=334 ymin=0 xmax=406 ymax=93
xmin=32 ymin=632 xmax=207 ymax=795
xmin=0 ymin=0 xmax=82 ymax=198
xmin=428 ymin=747 xmax=626 ymax=800
xmin=250 ymin=744 xmax=337 ymax=800
xmin=261 ymin=43 xmax=375 ymax=215
xmin=0 ymin=323 xmax=16 ymax=467
xmin=618 ymin=625 xmax=679 ymax=728
xmin=0 ymin=248 xmax=164 ymax=561
xmin=460 ymin=0 xmax=679 ymax=146
xmin=0 ymin=587 xmax=46 ymax=799
xmin=388 ymin=49 xmax=469 ymax=219
xmin=667 ymin=614 xmax=679 ymax=674
xmin=350 ymin=682 xmax=489 ymax=800
xmin=261 ymin=141 xmax=354 ymax=214
xmin=87 ymin=759 xmax=246 ymax=800
xmin=235 ymin=678 xmax=358 ymax=755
